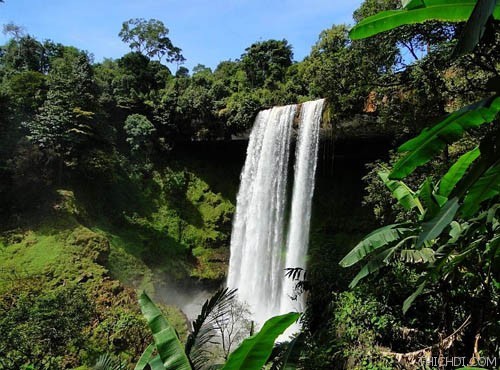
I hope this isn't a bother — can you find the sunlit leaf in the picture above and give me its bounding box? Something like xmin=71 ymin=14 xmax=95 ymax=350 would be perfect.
xmin=134 ymin=344 xmax=156 ymax=370
xmin=139 ymin=292 xmax=192 ymax=370
xmin=390 ymin=96 xmax=500 ymax=179
xmin=350 ymin=0 xmax=500 ymax=40
xmin=379 ymin=171 xmax=424 ymax=213
xmin=438 ymin=147 xmax=480 ymax=198
xmin=222 ymin=313 xmax=300 ymax=370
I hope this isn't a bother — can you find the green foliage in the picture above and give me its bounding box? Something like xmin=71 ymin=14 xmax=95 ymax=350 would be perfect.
xmin=303 ymin=291 xmax=396 ymax=370
xmin=300 ymin=23 xmax=396 ymax=123
xmin=185 ymin=288 xmax=237 ymax=369
xmin=124 ymin=113 xmax=156 ymax=152
xmin=23 ymin=49 xmax=98 ymax=177
xmin=267 ymin=332 xmax=305 ymax=370
xmin=339 ymin=224 xmax=411 ymax=268
xmin=2 ymin=70 xmax=47 ymax=115
xmin=378 ymin=170 xmax=423 ymax=212
xmin=438 ymin=146 xmax=480 ymax=197
xmin=390 ymin=96 xmax=500 ymax=179
xmin=138 ymin=292 xmax=191 ymax=370
xmin=136 ymin=291 xmax=299 ymax=370
xmin=452 ymin=0 xmax=499 ymax=56
xmin=119 ymin=18 xmax=184 ymax=63
xmin=93 ymin=353 xmax=127 ymax=370
xmin=461 ymin=160 xmax=500 ymax=216
xmin=416 ymin=196 xmax=459 ymax=247
xmin=0 ymin=221 xmax=153 ymax=368
xmin=222 ymin=313 xmax=300 ymax=370
xmin=342 ymin=1 xmax=500 ymax=319
xmin=1 ymin=1 xmax=500 ymax=368
xmin=350 ymin=0 xmax=500 ymax=40
xmin=241 ymin=39 xmax=293 ymax=88
xmin=0 ymin=283 xmax=93 ymax=369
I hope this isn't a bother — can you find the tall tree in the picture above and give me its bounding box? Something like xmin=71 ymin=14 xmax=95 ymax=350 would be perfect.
xmin=25 ymin=48 xmax=98 ymax=177
xmin=119 ymin=18 xmax=185 ymax=64
xmin=241 ymin=39 xmax=293 ymax=88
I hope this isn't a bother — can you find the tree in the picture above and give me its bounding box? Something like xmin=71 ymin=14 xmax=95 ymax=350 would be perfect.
xmin=211 ymin=300 xmax=252 ymax=360
xmin=2 ymin=22 xmax=25 ymax=40
xmin=24 ymin=48 xmax=98 ymax=178
xmin=1 ymin=35 xmax=45 ymax=72
xmin=241 ymin=39 xmax=293 ymax=88
xmin=119 ymin=18 xmax=185 ymax=64
xmin=2 ymin=70 xmax=46 ymax=116
xmin=123 ymin=113 xmax=156 ymax=153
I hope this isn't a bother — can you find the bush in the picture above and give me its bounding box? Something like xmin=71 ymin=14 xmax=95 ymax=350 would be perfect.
xmin=0 ymin=283 xmax=93 ymax=370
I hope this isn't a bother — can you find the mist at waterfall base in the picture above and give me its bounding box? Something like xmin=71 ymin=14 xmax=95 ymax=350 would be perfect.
xmin=154 ymin=275 xmax=214 ymax=322
xmin=227 ymin=99 xmax=325 ymax=334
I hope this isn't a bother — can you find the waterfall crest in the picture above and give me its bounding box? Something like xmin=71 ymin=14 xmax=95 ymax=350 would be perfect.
xmin=227 ymin=99 xmax=324 ymax=326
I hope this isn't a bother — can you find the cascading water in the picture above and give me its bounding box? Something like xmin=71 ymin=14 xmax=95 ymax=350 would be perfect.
xmin=227 ymin=99 xmax=325 ymax=326
xmin=280 ymin=99 xmax=324 ymax=314
xmin=227 ymin=104 xmax=296 ymax=324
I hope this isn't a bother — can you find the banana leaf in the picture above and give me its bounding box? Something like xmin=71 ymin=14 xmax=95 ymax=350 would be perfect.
xmin=452 ymin=0 xmax=498 ymax=57
xmin=416 ymin=197 xmax=460 ymax=247
xmin=340 ymin=224 xmax=411 ymax=267
xmin=461 ymin=161 xmax=500 ymax=217
xmin=139 ymin=292 xmax=192 ymax=370
xmin=438 ymin=147 xmax=480 ymax=198
xmin=390 ymin=95 xmax=500 ymax=179
xmin=350 ymin=0 xmax=500 ymax=40
xmin=134 ymin=344 xmax=156 ymax=370
xmin=379 ymin=171 xmax=424 ymax=213
xmin=222 ymin=313 xmax=300 ymax=370
xmin=418 ymin=178 xmax=441 ymax=219
xmin=403 ymin=280 xmax=427 ymax=313
xmin=349 ymin=245 xmax=400 ymax=288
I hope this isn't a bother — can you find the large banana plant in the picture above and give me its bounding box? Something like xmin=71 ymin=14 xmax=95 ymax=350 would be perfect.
xmin=135 ymin=290 xmax=300 ymax=370
xmin=341 ymin=0 xmax=500 ymax=312
xmin=340 ymin=171 xmax=499 ymax=312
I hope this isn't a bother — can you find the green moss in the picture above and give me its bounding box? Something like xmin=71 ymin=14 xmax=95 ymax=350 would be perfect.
xmin=105 ymin=233 xmax=155 ymax=294
xmin=0 ymin=225 xmax=111 ymax=295
xmin=94 ymin=164 xmax=235 ymax=282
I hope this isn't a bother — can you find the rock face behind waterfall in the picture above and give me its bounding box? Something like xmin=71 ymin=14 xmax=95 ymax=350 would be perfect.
xmin=227 ymin=99 xmax=325 ymax=326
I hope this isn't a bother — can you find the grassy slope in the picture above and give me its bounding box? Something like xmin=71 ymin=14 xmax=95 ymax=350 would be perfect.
xmin=87 ymin=161 xmax=236 ymax=292
xmin=0 ymin=156 xmax=236 ymax=367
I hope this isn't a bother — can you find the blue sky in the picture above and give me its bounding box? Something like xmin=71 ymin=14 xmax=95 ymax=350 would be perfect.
xmin=0 ymin=0 xmax=363 ymax=71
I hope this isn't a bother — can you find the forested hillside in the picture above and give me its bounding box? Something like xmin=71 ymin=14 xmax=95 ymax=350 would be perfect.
xmin=0 ymin=0 xmax=498 ymax=369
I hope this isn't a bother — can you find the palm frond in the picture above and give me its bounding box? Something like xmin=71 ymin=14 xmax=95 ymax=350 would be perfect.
xmin=185 ymin=287 xmax=237 ymax=370
xmin=93 ymin=353 xmax=127 ymax=370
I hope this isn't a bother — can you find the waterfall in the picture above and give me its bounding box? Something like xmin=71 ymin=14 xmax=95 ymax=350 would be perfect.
xmin=227 ymin=99 xmax=324 ymax=326
xmin=227 ymin=104 xmax=296 ymax=324
xmin=280 ymin=99 xmax=324 ymax=314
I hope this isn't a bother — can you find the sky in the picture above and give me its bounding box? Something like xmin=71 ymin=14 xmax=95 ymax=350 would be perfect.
xmin=0 ymin=0 xmax=364 ymax=71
